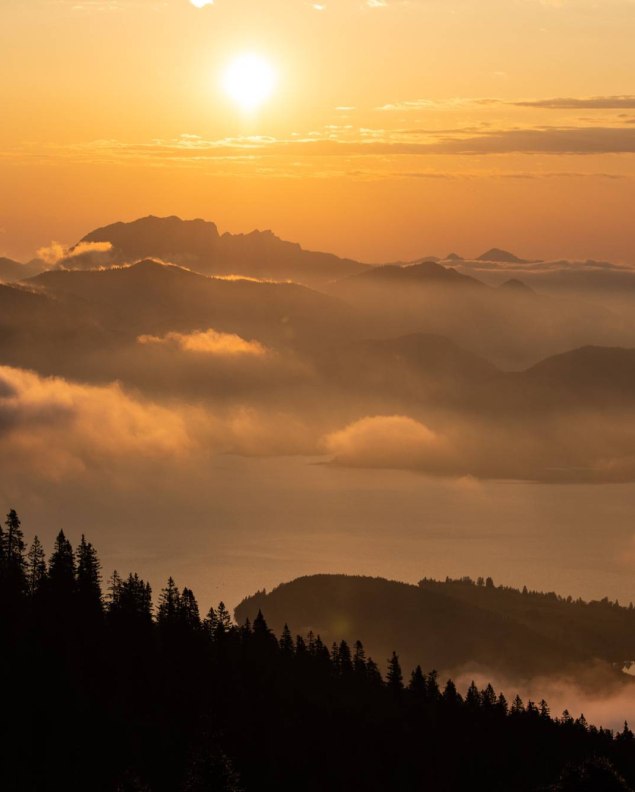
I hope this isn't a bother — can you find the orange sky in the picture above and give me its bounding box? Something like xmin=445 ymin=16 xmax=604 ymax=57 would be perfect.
xmin=2 ymin=0 xmax=635 ymax=263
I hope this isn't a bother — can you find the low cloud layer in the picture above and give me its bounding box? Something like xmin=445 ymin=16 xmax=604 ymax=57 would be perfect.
xmin=138 ymin=329 xmax=268 ymax=357
xmin=0 ymin=365 xmax=191 ymax=478
xmin=0 ymin=365 xmax=319 ymax=482
xmin=324 ymin=416 xmax=448 ymax=469
xmin=322 ymin=411 xmax=635 ymax=483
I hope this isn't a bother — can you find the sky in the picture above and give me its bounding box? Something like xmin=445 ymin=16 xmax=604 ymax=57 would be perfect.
xmin=2 ymin=0 xmax=635 ymax=263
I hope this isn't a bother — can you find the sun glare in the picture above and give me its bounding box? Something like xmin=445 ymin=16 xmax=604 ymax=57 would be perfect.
xmin=222 ymin=54 xmax=277 ymax=112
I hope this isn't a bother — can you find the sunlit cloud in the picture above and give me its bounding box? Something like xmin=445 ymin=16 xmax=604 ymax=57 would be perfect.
xmin=515 ymin=95 xmax=635 ymax=110
xmin=324 ymin=415 xmax=448 ymax=469
xmin=138 ymin=329 xmax=269 ymax=357
xmin=36 ymin=240 xmax=113 ymax=266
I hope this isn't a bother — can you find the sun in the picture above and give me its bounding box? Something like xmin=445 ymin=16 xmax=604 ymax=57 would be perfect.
xmin=222 ymin=54 xmax=277 ymax=112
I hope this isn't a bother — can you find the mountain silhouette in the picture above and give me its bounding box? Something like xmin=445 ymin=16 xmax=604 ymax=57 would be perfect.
xmin=520 ymin=345 xmax=635 ymax=404
xmin=76 ymin=215 xmax=369 ymax=285
xmin=0 ymin=257 xmax=45 ymax=283
xmin=235 ymin=574 xmax=601 ymax=678
xmin=342 ymin=260 xmax=484 ymax=289
xmin=477 ymin=248 xmax=530 ymax=264
xmin=499 ymin=278 xmax=535 ymax=294
xmin=236 ymin=574 xmax=635 ymax=679
xmin=27 ymin=259 xmax=353 ymax=349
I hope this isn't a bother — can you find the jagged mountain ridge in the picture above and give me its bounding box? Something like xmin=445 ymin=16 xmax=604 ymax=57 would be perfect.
xmin=76 ymin=215 xmax=369 ymax=286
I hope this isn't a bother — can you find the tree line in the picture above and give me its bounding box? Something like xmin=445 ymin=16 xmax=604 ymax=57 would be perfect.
xmin=2 ymin=509 xmax=635 ymax=791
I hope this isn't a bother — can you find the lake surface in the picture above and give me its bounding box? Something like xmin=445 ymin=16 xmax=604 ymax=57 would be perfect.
xmin=7 ymin=455 xmax=635 ymax=615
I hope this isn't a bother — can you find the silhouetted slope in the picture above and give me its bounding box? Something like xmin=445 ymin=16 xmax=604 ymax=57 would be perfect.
xmin=0 ymin=257 xmax=44 ymax=282
xmin=317 ymin=332 xmax=501 ymax=407
xmin=343 ymin=260 xmax=485 ymax=289
xmin=0 ymin=283 xmax=107 ymax=371
xmin=27 ymin=259 xmax=354 ymax=349
xmin=235 ymin=574 xmax=592 ymax=678
xmin=520 ymin=346 xmax=635 ymax=405
xmin=500 ymin=278 xmax=536 ymax=294
xmin=419 ymin=577 xmax=635 ymax=667
xmin=78 ymin=215 xmax=369 ymax=285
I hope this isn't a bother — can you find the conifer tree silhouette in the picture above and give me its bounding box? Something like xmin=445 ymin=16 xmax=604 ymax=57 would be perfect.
xmin=386 ymin=651 xmax=404 ymax=693
xmin=76 ymin=534 xmax=103 ymax=618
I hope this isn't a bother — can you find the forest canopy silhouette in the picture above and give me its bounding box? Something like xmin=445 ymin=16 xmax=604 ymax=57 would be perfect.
xmin=3 ymin=509 xmax=635 ymax=792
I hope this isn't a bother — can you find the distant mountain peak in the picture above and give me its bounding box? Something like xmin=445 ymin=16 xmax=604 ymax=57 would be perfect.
xmin=77 ymin=215 xmax=367 ymax=286
xmin=445 ymin=252 xmax=463 ymax=262
xmin=477 ymin=248 xmax=527 ymax=264
xmin=499 ymin=278 xmax=535 ymax=294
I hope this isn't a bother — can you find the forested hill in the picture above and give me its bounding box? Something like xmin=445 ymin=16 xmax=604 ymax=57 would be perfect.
xmin=3 ymin=511 xmax=635 ymax=791
xmin=236 ymin=574 xmax=635 ymax=680
xmin=419 ymin=576 xmax=635 ymax=668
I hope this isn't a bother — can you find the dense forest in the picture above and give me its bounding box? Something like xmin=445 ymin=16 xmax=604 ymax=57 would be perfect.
xmin=3 ymin=510 xmax=635 ymax=791
xmin=419 ymin=576 xmax=635 ymax=666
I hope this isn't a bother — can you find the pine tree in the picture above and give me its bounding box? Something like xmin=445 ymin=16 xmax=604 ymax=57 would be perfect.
xmin=337 ymin=641 xmax=353 ymax=674
xmin=47 ymin=530 xmax=75 ymax=600
xmin=107 ymin=571 xmax=123 ymax=610
xmin=511 ymin=695 xmax=525 ymax=715
xmin=365 ymin=657 xmax=383 ymax=687
xmin=386 ymin=651 xmax=403 ymax=693
xmin=3 ymin=509 xmax=25 ymax=564
xmin=26 ymin=536 xmax=47 ymax=597
xmin=216 ymin=602 xmax=232 ymax=633
xmin=157 ymin=577 xmax=181 ymax=624
xmin=408 ymin=666 xmax=426 ymax=696
xmin=426 ymin=669 xmax=440 ymax=700
xmin=443 ymin=679 xmax=462 ymax=706
xmin=180 ymin=588 xmax=201 ymax=629
xmin=279 ymin=624 xmax=294 ymax=655
xmin=481 ymin=683 xmax=497 ymax=708
xmin=465 ymin=681 xmax=482 ymax=708
xmin=76 ymin=535 xmax=102 ymax=616
xmin=1 ymin=509 xmax=26 ymax=594
xmin=204 ymin=606 xmax=219 ymax=635
xmin=116 ymin=573 xmax=152 ymax=622
xmin=353 ymin=640 xmax=366 ymax=675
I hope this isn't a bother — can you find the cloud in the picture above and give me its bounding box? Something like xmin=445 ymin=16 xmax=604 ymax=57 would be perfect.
xmin=0 ymin=365 xmax=321 ymax=482
xmin=376 ymin=98 xmax=502 ymax=112
xmin=428 ymin=126 xmax=635 ymax=155
xmin=324 ymin=415 xmax=448 ymax=469
xmin=36 ymin=241 xmax=67 ymax=265
xmin=515 ymin=96 xmax=635 ymax=110
xmin=36 ymin=240 xmax=113 ymax=267
xmin=138 ymin=329 xmax=268 ymax=357
xmin=0 ymin=366 xmax=191 ymax=478
xmin=23 ymin=124 xmax=635 ymax=169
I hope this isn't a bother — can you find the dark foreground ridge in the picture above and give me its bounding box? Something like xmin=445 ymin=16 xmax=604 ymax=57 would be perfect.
xmin=2 ymin=510 xmax=635 ymax=791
